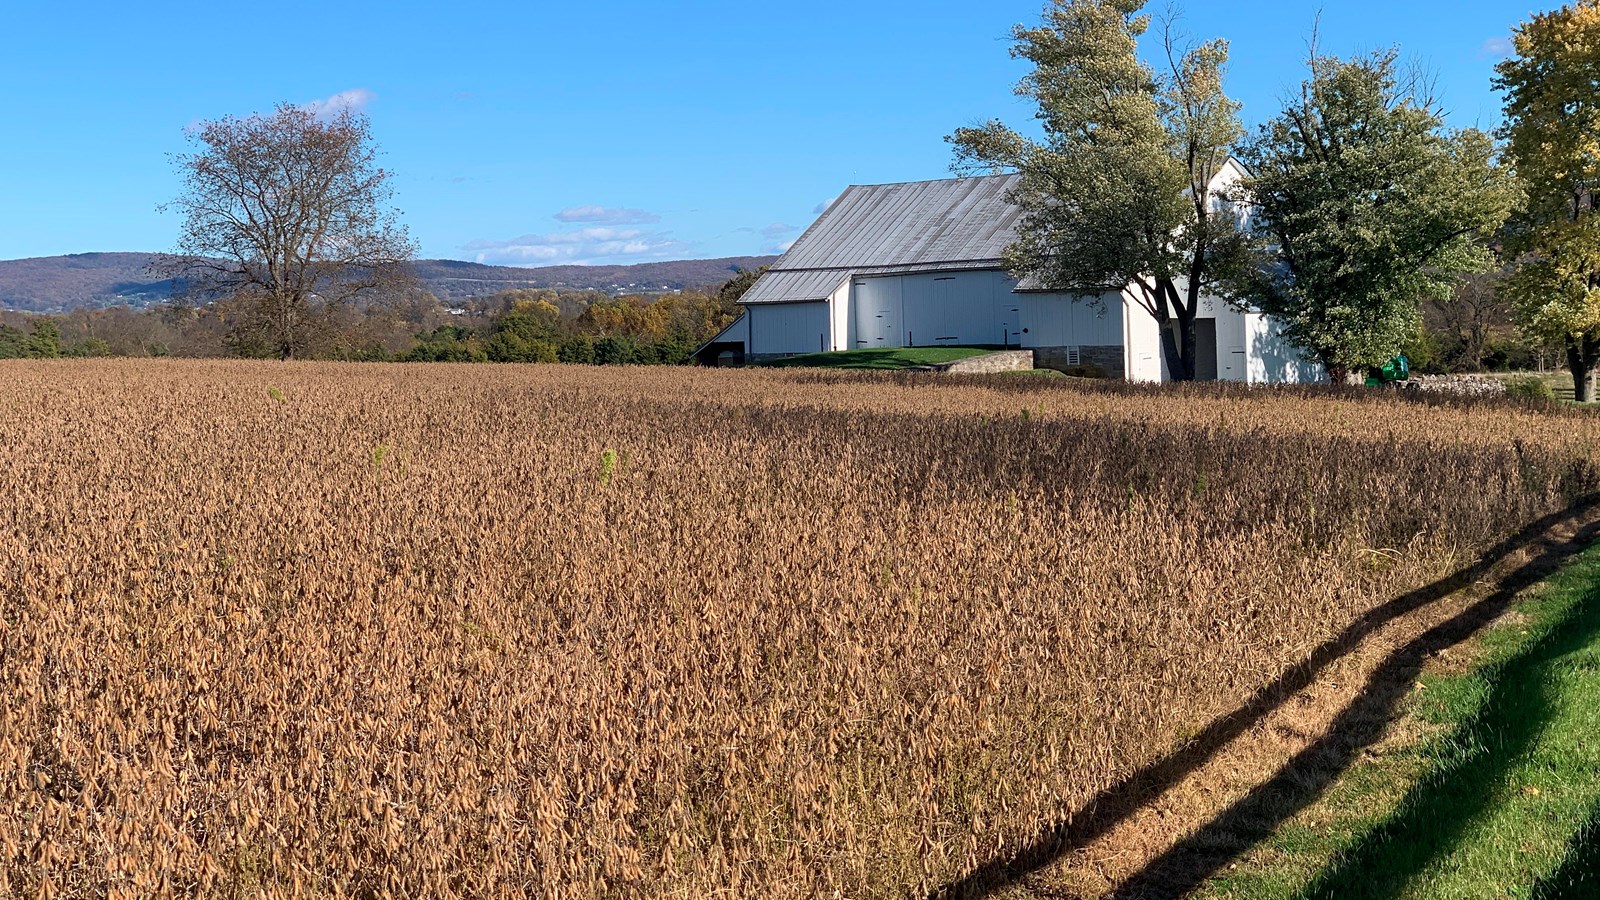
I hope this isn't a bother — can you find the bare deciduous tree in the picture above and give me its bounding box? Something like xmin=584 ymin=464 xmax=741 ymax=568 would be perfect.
xmin=158 ymin=103 xmax=417 ymax=360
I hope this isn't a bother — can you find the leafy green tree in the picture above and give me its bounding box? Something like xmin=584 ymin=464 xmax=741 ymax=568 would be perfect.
xmin=68 ymin=337 xmax=114 ymax=358
xmin=405 ymin=325 xmax=488 ymax=362
xmin=0 ymin=324 xmax=29 ymax=359
xmin=496 ymin=300 xmax=563 ymax=342
xmin=1235 ymin=50 xmax=1516 ymax=383
xmin=557 ymin=336 xmax=596 ymax=364
xmin=485 ymin=299 xmax=562 ymax=362
xmin=1496 ymin=0 xmax=1600 ymax=400
xmin=27 ymin=319 xmax=63 ymax=358
xmin=717 ymin=266 xmax=767 ymax=307
xmin=593 ymin=336 xmax=641 ymax=365
xmin=652 ymin=336 xmax=696 ymax=365
xmin=486 ymin=333 xmax=559 ymax=363
xmin=949 ymin=0 xmax=1251 ymax=380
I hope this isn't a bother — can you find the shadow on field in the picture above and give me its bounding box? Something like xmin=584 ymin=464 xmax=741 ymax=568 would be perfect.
xmin=1268 ymin=573 xmax=1600 ymax=898
xmin=1533 ymin=806 xmax=1600 ymax=898
xmin=931 ymin=498 xmax=1600 ymax=900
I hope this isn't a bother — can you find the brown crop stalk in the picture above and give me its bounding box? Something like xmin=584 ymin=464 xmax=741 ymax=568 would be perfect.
xmin=0 ymin=360 xmax=1594 ymax=898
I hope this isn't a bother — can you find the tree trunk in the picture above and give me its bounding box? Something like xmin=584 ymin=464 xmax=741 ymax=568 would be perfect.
xmin=1144 ymin=288 xmax=1184 ymax=381
xmin=1153 ymin=279 xmax=1195 ymax=382
xmin=1176 ymin=311 xmax=1198 ymax=382
xmin=1567 ymin=333 xmax=1600 ymax=402
xmin=1158 ymin=323 xmax=1185 ymax=382
xmin=1323 ymin=357 xmax=1350 ymax=386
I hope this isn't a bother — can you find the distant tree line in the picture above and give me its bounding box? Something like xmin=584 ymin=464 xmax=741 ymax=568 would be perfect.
xmin=403 ymin=285 xmax=744 ymax=364
xmin=0 ymin=274 xmax=754 ymax=364
xmin=0 ymin=101 xmax=739 ymax=367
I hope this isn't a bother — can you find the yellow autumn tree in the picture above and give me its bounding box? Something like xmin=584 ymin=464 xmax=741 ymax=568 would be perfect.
xmin=1497 ymin=0 xmax=1600 ymax=400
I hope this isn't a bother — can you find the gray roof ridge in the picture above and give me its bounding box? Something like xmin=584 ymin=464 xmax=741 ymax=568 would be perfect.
xmin=766 ymin=259 xmax=1004 ymax=273
xmin=839 ymin=171 xmax=1018 ymax=190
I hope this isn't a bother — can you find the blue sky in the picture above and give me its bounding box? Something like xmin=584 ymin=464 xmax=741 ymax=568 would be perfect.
xmin=0 ymin=1 xmax=1532 ymax=266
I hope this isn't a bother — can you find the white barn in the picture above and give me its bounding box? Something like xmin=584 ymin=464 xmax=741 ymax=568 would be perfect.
xmin=697 ymin=161 xmax=1320 ymax=383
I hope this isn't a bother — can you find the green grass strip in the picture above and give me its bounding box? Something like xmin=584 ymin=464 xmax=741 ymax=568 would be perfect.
xmin=1206 ymin=543 xmax=1600 ymax=899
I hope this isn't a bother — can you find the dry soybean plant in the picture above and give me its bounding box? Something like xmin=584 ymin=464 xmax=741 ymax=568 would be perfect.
xmin=1 ymin=360 xmax=1595 ymax=898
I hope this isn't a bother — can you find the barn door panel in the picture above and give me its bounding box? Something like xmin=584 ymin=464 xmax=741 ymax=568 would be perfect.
xmin=853 ymin=277 xmax=902 ymax=348
xmin=1193 ymin=318 xmax=1219 ymax=381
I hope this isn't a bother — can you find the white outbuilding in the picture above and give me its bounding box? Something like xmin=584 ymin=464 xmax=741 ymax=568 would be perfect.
xmin=696 ymin=161 xmax=1320 ymax=383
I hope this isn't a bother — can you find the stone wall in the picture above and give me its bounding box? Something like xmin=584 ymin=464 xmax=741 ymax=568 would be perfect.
xmin=940 ymin=350 xmax=1035 ymax=374
xmin=1032 ymin=345 xmax=1125 ymax=379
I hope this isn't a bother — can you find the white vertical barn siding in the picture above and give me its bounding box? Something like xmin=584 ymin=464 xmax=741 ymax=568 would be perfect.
xmin=851 ymin=276 xmax=903 ymax=348
xmin=700 ymin=312 xmax=752 ymax=349
xmin=826 ymin=278 xmax=852 ymax=351
xmin=849 ymin=270 xmax=1020 ymax=348
xmin=1120 ymin=289 xmax=1323 ymax=384
xmin=903 ymin=270 xmax=1018 ymax=346
xmin=1245 ymin=313 xmax=1323 ymax=384
xmin=748 ymin=302 xmax=830 ymax=356
xmin=1019 ymin=292 xmax=1124 ymax=347
xmin=1193 ymin=296 xmax=1250 ymax=383
xmin=899 ymin=275 xmax=939 ymax=345
xmin=994 ymin=280 xmax=1023 ymax=347
xmin=1123 ymin=294 xmax=1166 ymax=383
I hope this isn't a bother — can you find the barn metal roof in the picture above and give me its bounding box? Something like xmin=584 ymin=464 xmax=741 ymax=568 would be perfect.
xmin=741 ymin=174 xmax=1023 ymax=305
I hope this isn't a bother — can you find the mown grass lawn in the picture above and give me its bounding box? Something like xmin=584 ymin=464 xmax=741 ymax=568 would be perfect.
xmin=1203 ymin=544 xmax=1600 ymax=899
xmin=757 ymin=347 xmax=993 ymax=370
xmin=1484 ymin=370 xmax=1578 ymax=403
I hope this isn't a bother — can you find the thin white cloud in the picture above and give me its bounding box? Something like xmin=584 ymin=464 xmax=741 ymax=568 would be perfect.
xmin=463 ymin=227 xmax=688 ymax=266
xmin=300 ymin=88 xmax=376 ymax=119
xmin=761 ymin=222 xmax=799 ymax=239
xmin=180 ymin=88 xmax=375 ymax=136
xmin=554 ymin=205 xmax=661 ymax=225
xmin=1481 ymin=36 xmax=1514 ymax=58
xmin=813 ymin=196 xmax=840 ymax=214
xmin=773 ymin=238 xmax=798 ymax=254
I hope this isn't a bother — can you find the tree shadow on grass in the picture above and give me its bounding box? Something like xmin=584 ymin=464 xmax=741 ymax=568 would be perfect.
xmin=763 ymin=349 xmax=922 ymax=370
xmin=764 ymin=348 xmax=995 ymax=370
xmin=1114 ymin=549 xmax=1600 ymax=898
xmin=932 ymin=499 xmax=1600 ymax=900
xmin=1533 ymin=806 xmax=1600 ymax=898
xmin=1260 ymin=574 xmax=1600 ymax=898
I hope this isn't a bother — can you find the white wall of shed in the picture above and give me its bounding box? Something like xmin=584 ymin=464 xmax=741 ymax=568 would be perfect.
xmin=704 ymin=311 xmax=752 ymax=348
xmin=907 ymin=270 xmax=1018 ymax=347
xmin=1204 ymin=297 xmax=1250 ymax=383
xmin=1245 ymin=313 xmax=1324 ymax=384
xmin=1018 ymin=290 xmax=1124 ymax=349
xmin=749 ymin=302 xmax=831 ymax=356
xmin=1122 ymin=294 xmax=1165 ymax=382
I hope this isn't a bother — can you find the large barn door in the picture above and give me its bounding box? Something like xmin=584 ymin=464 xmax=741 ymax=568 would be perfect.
xmin=997 ymin=287 xmax=1020 ymax=348
xmin=853 ymin=277 xmax=903 ymax=348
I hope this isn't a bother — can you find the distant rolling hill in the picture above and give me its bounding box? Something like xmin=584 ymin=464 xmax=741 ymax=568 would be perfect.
xmin=0 ymin=252 xmax=779 ymax=313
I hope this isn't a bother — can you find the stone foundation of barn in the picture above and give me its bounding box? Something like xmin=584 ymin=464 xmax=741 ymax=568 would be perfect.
xmin=1031 ymin=345 xmax=1125 ymax=379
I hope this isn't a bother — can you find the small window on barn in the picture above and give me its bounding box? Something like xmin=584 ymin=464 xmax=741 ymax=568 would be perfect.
xmin=1066 ymin=346 xmax=1082 ymax=367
